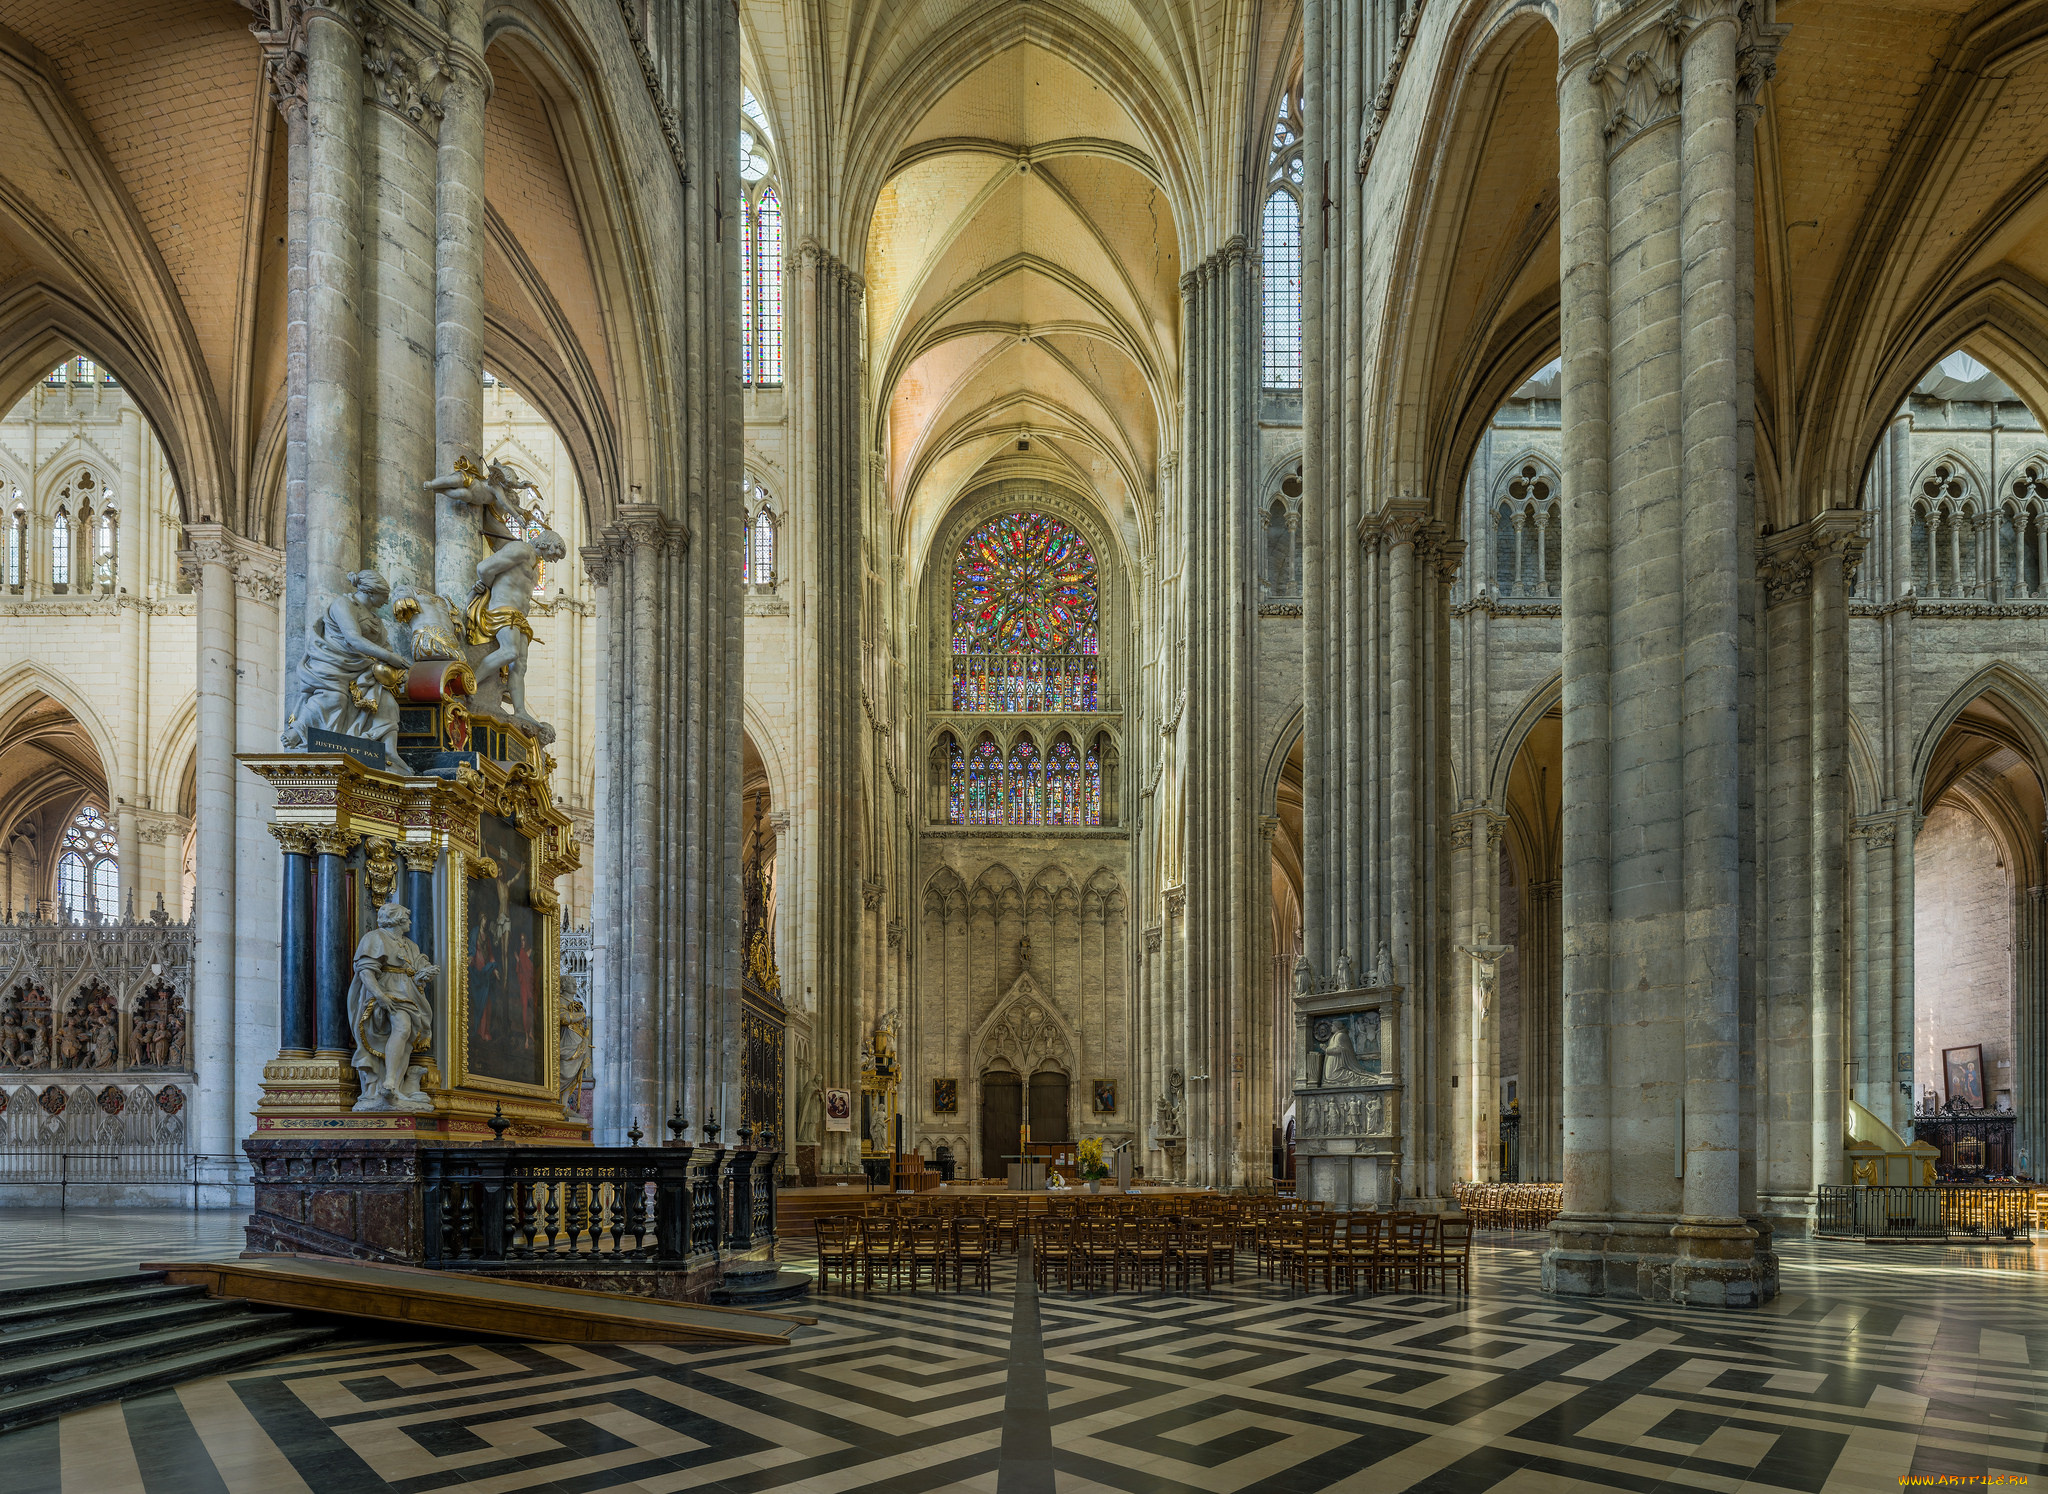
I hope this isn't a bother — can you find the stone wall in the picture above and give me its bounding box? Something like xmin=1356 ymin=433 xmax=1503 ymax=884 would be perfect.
xmin=1914 ymin=803 xmax=2016 ymax=1108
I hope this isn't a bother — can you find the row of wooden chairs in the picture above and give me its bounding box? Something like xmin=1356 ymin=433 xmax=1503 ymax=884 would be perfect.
xmin=1255 ymin=1211 xmax=1471 ymax=1294
xmin=1452 ymin=1182 xmax=1562 ymax=1231
xmin=814 ymin=1213 xmax=998 ymax=1292
xmin=1031 ymin=1214 xmax=1240 ymax=1293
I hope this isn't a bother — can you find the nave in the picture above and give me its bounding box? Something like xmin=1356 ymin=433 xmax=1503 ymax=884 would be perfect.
xmin=2 ymin=1207 xmax=2042 ymax=1494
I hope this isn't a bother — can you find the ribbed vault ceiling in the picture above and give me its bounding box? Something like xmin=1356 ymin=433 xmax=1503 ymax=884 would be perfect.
xmin=864 ymin=43 xmax=1182 ymax=568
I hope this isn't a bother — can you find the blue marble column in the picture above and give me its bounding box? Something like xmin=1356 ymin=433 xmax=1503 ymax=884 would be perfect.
xmin=314 ymin=831 xmax=358 ymax=1056
xmin=278 ymin=834 xmax=315 ymax=1055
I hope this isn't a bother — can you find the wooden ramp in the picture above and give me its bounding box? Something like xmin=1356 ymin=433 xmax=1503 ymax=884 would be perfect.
xmin=143 ymin=1256 xmax=809 ymax=1347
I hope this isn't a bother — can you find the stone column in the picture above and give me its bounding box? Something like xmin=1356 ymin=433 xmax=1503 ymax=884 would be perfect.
xmin=233 ymin=543 xmax=286 ymax=1163
xmin=791 ymin=245 xmax=866 ymax=1178
xmin=254 ymin=26 xmax=313 ymax=667
xmin=433 ymin=0 xmax=489 ymax=600
xmin=1546 ymin=0 xmax=1778 ymax=1305
xmin=2018 ymin=883 xmax=2048 ymax=1176
xmin=560 ymin=0 xmax=742 ymax=1147
xmin=184 ymin=526 xmax=240 ymax=1191
xmin=115 ymin=403 xmax=144 ymax=911
xmin=361 ymin=8 xmax=442 ymax=598
xmin=1177 ymin=240 xmax=1257 ymax=1186
xmin=300 ymin=0 xmax=365 ymax=640
xmin=1807 ymin=514 xmax=1863 ymax=1201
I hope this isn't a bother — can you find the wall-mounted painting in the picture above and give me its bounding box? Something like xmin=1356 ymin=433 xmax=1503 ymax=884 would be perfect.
xmin=463 ymin=814 xmax=544 ymax=1089
xmin=933 ymin=1077 xmax=958 ymax=1114
xmin=1093 ymin=1078 xmax=1116 ymax=1114
xmin=1944 ymin=1044 xmax=1986 ymax=1110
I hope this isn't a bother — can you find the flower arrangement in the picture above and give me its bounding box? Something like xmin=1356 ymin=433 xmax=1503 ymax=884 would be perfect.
xmin=1076 ymin=1136 xmax=1110 ymax=1182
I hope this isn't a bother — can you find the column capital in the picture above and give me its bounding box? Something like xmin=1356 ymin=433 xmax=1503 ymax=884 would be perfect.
xmin=269 ymin=823 xmax=318 ymax=856
xmin=308 ymin=826 xmax=361 ymax=858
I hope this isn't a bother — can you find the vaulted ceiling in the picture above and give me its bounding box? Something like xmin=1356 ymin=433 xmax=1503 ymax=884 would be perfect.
xmin=865 ymin=43 xmax=1181 ymax=570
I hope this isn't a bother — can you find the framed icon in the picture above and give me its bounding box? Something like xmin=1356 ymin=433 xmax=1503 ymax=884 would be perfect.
xmin=933 ymin=1077 xmax=958 ymax=1114
xmin=1943 ymin=1045 xmax=1986 ymax=1110
xmin=1093 ymin=1078 xmax=1117 ymax=1114
xmin=824 ymin=1086 xmax=853 ymax=1132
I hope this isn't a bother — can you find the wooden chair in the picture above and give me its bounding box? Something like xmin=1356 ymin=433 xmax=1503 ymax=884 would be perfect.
xmin=1302 ymin=1211 xmax=1342 ymax=1293
xmin=990 ymin=1197 xmax=1020 ymax=1255
xmin=953 ymin=1215 xmax=995 ymax=1292
xmin=1338 ymin=1211 xmax=1385 ymax=1294
xmin=1034 ymin=1217 xmax=1078 ymax=1291
xmin=1203 ymin=1214 xmax=1238 ymax=1286
xmin=904 ymin=1216 xmax=950 ymax=1291
xmin=1076 ymin=1216 xmax=1120 ymax=1292
xmin=815 ymin=1215 xmax=860 ymax=1293
xmin=1272 ymin=1214 xmax=1309 ymax=1290
xmin=859 ymin=1216 xmax=901 ymax=1292
xmin=1123 ymin=1216 xmax=1172 ymax=1292
xmin=1385 ymin=1215 xmax=1427 ymax=1293
xmin=1430 ymin=1217 xmax=1472 ymax=1294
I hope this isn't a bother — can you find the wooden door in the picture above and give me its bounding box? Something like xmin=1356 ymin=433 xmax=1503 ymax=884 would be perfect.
xmin=981 ymin=1072 xmax=1021 ymax=1177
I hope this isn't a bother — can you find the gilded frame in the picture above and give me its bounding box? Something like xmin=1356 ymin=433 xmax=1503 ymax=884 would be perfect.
xmin=447 ymin=808 xmax=561 ymax=1103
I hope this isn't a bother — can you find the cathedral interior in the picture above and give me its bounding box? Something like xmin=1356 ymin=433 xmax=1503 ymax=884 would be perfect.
xmin=0 ymin=1 xmax=2045 ymax=1490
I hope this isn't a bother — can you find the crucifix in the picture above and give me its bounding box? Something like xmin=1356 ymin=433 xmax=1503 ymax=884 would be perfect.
xmin=1320 ymin=161 xmax=1333 ymax=249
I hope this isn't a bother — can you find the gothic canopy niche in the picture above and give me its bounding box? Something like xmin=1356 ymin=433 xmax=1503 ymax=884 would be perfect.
xmin=970 ymin=966 xmax=1081 ymax=1081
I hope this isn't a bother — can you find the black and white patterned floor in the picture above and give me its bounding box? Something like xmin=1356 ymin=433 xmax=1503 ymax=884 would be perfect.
xmin=1 ymin=1212 xmax=2044 ymax=1493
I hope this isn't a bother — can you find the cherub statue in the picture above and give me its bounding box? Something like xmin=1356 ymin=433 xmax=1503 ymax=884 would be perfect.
xmin=424 ymin=454 xmax=540 ymax=545
xmin=348 ymin=901 xmax=438 ymax=1113
xmin=280 ymin=568 xmax=414 ymax=774
xmin=466 ymin=528 xmax=567 ymax=721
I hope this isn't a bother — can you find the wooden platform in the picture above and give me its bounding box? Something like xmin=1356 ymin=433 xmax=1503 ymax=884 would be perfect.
xmin=143 ymin=1255 xmax=811 ymax=1346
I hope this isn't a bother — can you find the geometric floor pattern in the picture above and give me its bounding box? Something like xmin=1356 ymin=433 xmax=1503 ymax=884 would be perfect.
xmin=2 ymin=1213 xmax=2045 ymax=1492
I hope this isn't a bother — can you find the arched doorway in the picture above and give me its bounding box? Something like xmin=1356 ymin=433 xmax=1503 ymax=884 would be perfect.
xmin=1914 ymin=693 xmax=2043 ymax=1174
xmin=1497 ymin=702 xmax=1562 ymax=1181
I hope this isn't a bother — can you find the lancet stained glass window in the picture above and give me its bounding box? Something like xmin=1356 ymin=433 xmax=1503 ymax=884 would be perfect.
xmin=943 ymin=732 xmax=1102 ymax=827
xmin=951 ymin=512 xmax=1099 ymax=713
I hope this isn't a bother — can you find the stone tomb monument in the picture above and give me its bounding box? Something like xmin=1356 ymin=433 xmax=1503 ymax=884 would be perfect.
xmin=1291 ymin=949 xmax=1402 ymax=1210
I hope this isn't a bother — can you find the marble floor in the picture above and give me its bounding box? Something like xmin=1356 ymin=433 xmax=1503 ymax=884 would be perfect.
xmin=0 ymin=1213 xmax=2044 ymax=1493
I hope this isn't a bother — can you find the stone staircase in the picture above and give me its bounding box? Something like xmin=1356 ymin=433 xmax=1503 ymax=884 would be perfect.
xmin=0 ymin=1272 xmax=334 ymax=1435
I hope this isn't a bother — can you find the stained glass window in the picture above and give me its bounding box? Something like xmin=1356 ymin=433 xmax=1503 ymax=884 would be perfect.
xmin=1262 ymin=191 xmax=1301 ymax=390
xmin=947 ymin=736 xmax=966 ymax=823
xmin=1047 ymin=737 xmax=1082 ymax=825
xmin=1085 ymin=742 xmax=1102 ymax=824
xmin=740 ymin=198 xmax=753 ymax=387
xmin=951 ymin=512 xmax=1099 ymax=713
xmin=6 ymin=500 xmax=21 ymax=588
xmin=967 ymin=736 xmax=1002 ymax=824
xmin=1263 ymin=80 xmax=1304 ymax=392
xmin=1006 ymin=736 xmax=1042 ymax=824
xmin=50 ymin=506 xmax=69 ymax=587
xmin=58 ymin=804 xmax=117 ymax=923
xmin=755 ymin=189 xmax=784 ymax=384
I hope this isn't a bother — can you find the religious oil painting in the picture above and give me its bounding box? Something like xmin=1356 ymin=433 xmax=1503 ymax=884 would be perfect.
xmin=1944 ymin=1044 xmax=1986 ymax=1110
xmin=466 ymin=814 xmax=542 ymax=1087
xmin=1093 ymin=1078 xmax=1116 ymax=1114
xmin=933 ymin=1077 xmax=958 ymax=1113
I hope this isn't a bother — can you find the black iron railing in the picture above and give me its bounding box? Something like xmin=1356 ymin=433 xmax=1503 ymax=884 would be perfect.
xmin=421 ymin=1147 xmax=777 ymax=1269
xmin=1815 ymin=1184 xmax=2039 ymax=1240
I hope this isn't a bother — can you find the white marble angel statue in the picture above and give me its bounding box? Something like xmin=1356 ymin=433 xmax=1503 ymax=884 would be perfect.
xmin=467 ymin=527 xmax=567 ymax=721
xmin=348 ymin=901 xmax=438 ymax=1113
xmin=280 ymin=568 xmax=413 ymax=774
